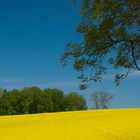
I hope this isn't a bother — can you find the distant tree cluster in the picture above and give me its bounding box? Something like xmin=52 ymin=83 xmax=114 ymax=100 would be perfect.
xmin=0 ymin=87 xmax=87 ymax=116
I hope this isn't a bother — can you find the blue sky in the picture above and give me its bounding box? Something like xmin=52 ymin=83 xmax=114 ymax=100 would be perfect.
xmin=0 ymin=0 xmax=140 ymax=109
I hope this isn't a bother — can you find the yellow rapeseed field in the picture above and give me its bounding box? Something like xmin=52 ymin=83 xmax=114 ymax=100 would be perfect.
xmin=0 ymin=108 xmax=140 ymax=140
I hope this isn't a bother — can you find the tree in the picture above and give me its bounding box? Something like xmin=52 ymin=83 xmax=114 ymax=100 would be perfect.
xmin=61 ymin=0 xmax=140 ymax=89
xmin=91 ymin=92 xmax=113 ymax=109
xmin=19 ymin=87 xmax=53 ymax=114
xmin=0 ymin=88 xmax=6 ymax=97
xmin=0 ymin=89 xmax=20 ymax=115
xmin=65 ymin=92 xmax=87 ymax=111
xmin=28 ymin=88 xmax=53 ymax=114
xmin=44 ymin=88 xmax=66 ymax=112
xmin=0 ymin=87 xmax=88 ymax=116
xmin=19 ymin=87 xmax=38 ymax=114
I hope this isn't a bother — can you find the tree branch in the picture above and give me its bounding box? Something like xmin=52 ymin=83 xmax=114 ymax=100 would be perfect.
xmin=131 ymin=44 xmax=140 ymax=71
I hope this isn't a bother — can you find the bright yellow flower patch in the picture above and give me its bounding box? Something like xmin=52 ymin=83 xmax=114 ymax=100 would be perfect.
xmin=0 ymin=108 xmax=140 ymax=140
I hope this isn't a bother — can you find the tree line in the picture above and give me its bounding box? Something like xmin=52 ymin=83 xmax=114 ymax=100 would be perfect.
xmin=0 ymin=87 xmax=87 ymax=116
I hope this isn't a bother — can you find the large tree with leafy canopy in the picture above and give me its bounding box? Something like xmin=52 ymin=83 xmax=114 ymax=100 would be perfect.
xmin=61 ymin=0 xmax=140 ymax=89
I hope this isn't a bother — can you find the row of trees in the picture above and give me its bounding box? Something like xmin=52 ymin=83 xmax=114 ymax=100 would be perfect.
xmin=0 ymin=87 xmax=87 ymax=116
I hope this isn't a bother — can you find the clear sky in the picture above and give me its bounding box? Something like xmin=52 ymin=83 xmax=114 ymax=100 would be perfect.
xmin=0 ymin=0 xmax=140 ymax=109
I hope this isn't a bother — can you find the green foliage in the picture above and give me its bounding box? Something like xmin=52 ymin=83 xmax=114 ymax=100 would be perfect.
xmin=0 ymin=88 xmax=6 ymax=97
xmin=20 ymin=87 xmax=53 ymax=114
xmin=65 ymin=92 xmax=87 ymax=111
xmin=0 ymin=89 xmax=20 ymax=115
xmin=61 ymin=0 xmax=140 ymax=89
xmin=44 ymin=88 xmax=66 ymax=112
xmin=0 ymin=87 xmax=87 ymax=116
